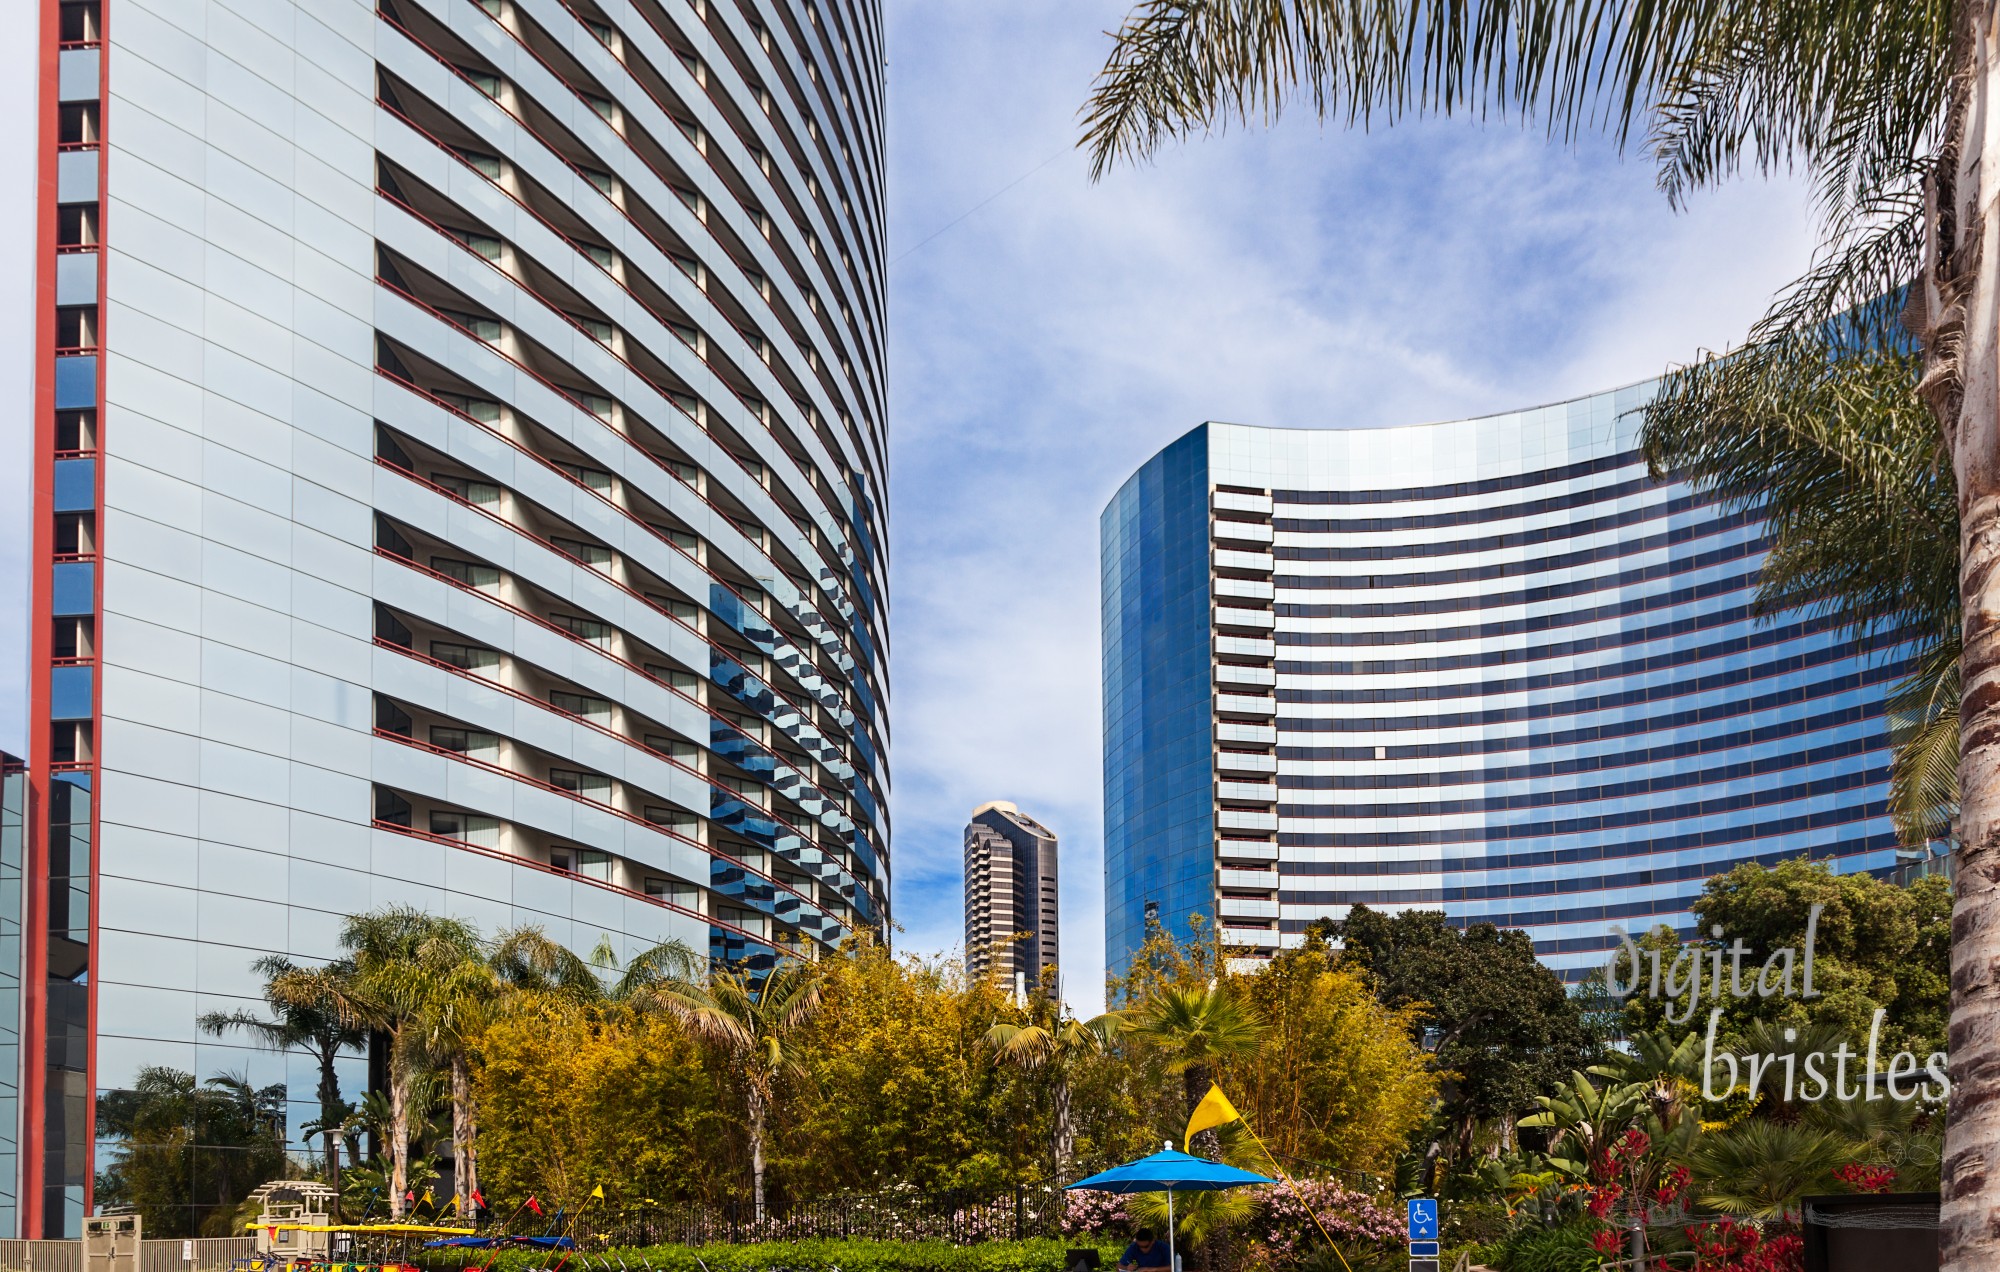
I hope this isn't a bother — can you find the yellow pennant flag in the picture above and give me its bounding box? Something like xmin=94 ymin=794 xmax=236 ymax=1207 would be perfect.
xmin=590 ymin=1184 xmax=606 ymax=1200
xmin=1185 ymin=1083 xmax=1241 ymax=1145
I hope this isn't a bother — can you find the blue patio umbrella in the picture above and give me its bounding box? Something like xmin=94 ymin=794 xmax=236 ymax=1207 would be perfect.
xmin=1066 ymin=1143 xmax=1275 ymax=1272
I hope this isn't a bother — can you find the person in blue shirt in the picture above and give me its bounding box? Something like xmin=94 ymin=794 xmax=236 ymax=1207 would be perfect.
xmin=1118 ymin=1228 xmax=1171 ymax=1272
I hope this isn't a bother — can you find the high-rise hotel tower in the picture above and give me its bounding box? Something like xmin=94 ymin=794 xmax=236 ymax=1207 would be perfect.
xmin=25 ymin=0 xmax=887 ymax=1235
xmin=1101 ymin=387 xmax=1903 ymax=983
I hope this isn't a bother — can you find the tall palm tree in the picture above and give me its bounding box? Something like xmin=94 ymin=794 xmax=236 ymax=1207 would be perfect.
xmin=656 ymin=959 xmax=825 ymax=1221
xmin=1128 ymin=984 xmax=1264 ymax=1151
xmin=402 ymin=939 xmax=501 ymax=1219
xmin=1080 ymin=6 xmax=2000 ymax=1264
xmin=271 ymin=908 xmax=482 ymax=1219
xmin=198 ymin=954 xmax=367 ymax=1184
xmin=985 ymin=996 xmax=1126 ymax=1173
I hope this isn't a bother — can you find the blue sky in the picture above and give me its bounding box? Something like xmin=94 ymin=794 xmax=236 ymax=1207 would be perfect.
xmin=0 ymin=3 xmax=1823 ymax=1011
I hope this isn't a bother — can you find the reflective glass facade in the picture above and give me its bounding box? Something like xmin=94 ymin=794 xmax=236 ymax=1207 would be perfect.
xmin=27 ymin=0 xmax=886 ymax=1236
xmin=1101 ymin=389 xmax=1901 ymax=982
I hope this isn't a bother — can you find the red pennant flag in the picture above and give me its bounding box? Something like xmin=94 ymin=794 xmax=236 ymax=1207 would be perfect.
xmin=527 ymin=1196 xmax=544 ymax=1217
xmin=472 ymin=1188 xmax=486 ymax=1209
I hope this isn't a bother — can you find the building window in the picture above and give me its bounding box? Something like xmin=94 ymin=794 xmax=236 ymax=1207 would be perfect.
xmin=430 ymin=641 xmax=498 ymax=671
xmin=430 ymin=726 xmax=499 ymax=758
xmin=553 ymin=614 xmax=613 ymax=646
xmin=550 ymin=690 xmax=611 ymax=720
xmin=431 ymin=556 xmax=501 ymax=589
xmin=429 ymin=811 xmax=499 ymax=847
xmin=549 ymin=768 xmax=612 ymax=797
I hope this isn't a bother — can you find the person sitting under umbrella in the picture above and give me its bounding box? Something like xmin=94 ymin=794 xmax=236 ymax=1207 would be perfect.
xmin=1118 ymin=1227 xmax=1172 ymax=1272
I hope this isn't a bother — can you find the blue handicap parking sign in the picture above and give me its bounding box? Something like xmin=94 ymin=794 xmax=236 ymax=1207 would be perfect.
xmin=1406 ymin=1198 xmax=1438 ymax=1240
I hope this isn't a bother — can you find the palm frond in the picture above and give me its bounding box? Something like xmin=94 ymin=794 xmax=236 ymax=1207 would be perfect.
xmin=1643 ymin=340 xmax=1955 ymax=648
xmin=1081 ymin=0 xmax=1953 ymax=197
xmin=1888 ymin=630 xmax=1961 ymax=847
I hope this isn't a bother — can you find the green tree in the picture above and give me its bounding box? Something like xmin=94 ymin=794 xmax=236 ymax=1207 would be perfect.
xmin=783 ymin=939 xmax=1041 ymax=1196
xmin=1611 ymin=859 xmax=1951 ymax=1056
xmin=1324 ymin=908 xmax=1599 ymax=1174
xmin=95 ymin=1067 xmax=289 ymax=1237
xmin=473 ymin=1002 xmax=731 ymax=1207
xmin=198 ymin=954 xmax=366 ymax=1185
xmin=984 ymin=992 xmax=1125 ymax=1175
xmin=1232 ymin=944 xmax=1438 ymax=1180
xmin=658 ymin=957 xmax=826 ymax=1219
xmin=1078 ymin=6 xmax=2000 ymax=1263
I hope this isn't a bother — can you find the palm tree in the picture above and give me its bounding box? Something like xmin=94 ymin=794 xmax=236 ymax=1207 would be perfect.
xmin=1128 ymin=984 xmax=1264 ymax=1152
xmin=1079 ymin=6 xmax=2000 ymax=1263
xmin=271 ymin=908 xmax=482 ymax=1219
xmin=656 ymin=959 xmax=826 ymax=1220
xmin=198 ymin=954 xmax=367 ymax=1185
xmin=403 ymin=939 xmax=501 ymax=1219
xmin=1690 ymin=1121 xmax=1855 ymax=1220
xmin=985 ymin=996 xmax=1126 ymax=1173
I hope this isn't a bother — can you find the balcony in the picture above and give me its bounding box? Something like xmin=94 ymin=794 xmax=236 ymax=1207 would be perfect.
xmin=1214 ymin=606 xmax=1276 ymax=632
xmin=1218 ymin=868 xmax=1280 ymax=889
xmin=1219 ymin=896 xmax=1280 ymax=920
xmin=1216 ymin=749 xmax=1277 ymax=774
xmin=1212 ymin=519 xmax=1274 ymax=546
xmin=1215 ymin=635 xmax=1275 ymax=659
xmin=1217 ymin=839 xmax=1279 ymax=862
xmin=1212 ymin=491 xmax=1273 ymax=515
xmin=1213 ymin=548 xmax=1275 ymax=572
xmin=1212 ymin=577 xmax=1275 ymax=602
xmin=1217 ymin=808 xmax=1278 ymax=833
xmin=1214 ymin=663 xmax=1276 ymax=688
xmin=1216 ymin=722 xmax=1277 ymax=745
xmin=1222 ymin=926 xmax=1282 ymax=949
xmin=1217 ymin=780 xmax=1277 ymax=803
xmin=1215 ymin=692 xmax=1276 ymax=719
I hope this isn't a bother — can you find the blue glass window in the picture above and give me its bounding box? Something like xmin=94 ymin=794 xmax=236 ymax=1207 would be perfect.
xmin=53 ymin=357 xmax=95 ymax=411
xmin=52 ymin=459 xmax=94 ymax=514
xmin=50 ymin=667 xmax=92 ymax=721
xmin=50 ymin=563 xmax=93 ymax=617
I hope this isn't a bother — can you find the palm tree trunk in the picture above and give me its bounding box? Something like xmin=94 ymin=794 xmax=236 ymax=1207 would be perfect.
xmin=317 ymin=1043 xmax=343 ymax=1185
xmin=1927 ymin=6 xmax=2000 ymax=1270
xmin=451 ymin=1053 xmax=476 ymax=1218
xmin=1052 ymin=1072 xmax=1074 ymax=1174
xmin=390 ymin=1062 xmax=412 ymax=1221
xmin=747 ymin=1084 xmax=768 ymax=1224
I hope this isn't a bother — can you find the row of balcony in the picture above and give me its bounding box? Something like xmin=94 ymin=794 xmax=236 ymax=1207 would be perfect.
xmin=1209 ymin=489 xmax=1281 ymax=957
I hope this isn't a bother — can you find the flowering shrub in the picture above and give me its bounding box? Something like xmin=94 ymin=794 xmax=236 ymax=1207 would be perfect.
xmin=1062 ymin=1191 xmax=1131 ymax=1237
xmin=1832 ymin=1163 xmax=1897 ymax=1195
xmin=1065 ymin=1177 xmax=1396 ymax=1256
xmin=1255 ymin=1179 xmax=1401 ymax=1254
xmin=1685 ymin=1219 xmax=1804 ymax=1272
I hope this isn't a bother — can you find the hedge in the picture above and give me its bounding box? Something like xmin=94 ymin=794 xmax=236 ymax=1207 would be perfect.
xmin=434 ymin=1237 xmax=1131 ymax=1272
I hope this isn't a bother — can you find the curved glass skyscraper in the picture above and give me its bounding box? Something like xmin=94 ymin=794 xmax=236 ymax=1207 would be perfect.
xmin=1102 ymin=385 xmax=1902 ymax=983
xmin=26 ymin=0 xmax=886 ymax=1235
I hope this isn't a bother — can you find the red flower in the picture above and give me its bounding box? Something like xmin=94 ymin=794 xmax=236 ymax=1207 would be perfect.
xmin=1592 ymin=1230 xmax=1621 ymax=1254
xmin=1833 ymin=1163 xmax=1897 ymax=1195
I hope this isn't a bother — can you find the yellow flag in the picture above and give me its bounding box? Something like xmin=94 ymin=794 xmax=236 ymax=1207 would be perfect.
xmin=590 ymin=1184 xmax=606 ymax=1200
xmin=1185 ymin=1084 xmax=1240 ymax=1144
xmin=421 ymin=1189 xmax=435 ymax=1207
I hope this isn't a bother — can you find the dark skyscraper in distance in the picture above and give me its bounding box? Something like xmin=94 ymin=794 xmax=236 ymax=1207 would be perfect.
xmin=964 ymin=801 xmax=1060 ymax=988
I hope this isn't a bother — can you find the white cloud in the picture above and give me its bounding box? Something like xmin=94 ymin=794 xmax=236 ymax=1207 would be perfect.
xmin=883 ymin=0 xmax=1818 ymax=1013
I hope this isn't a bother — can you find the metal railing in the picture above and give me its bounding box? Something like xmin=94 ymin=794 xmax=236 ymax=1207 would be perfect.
xmin=0 ymin=1238 xmax=253 ymax=1272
